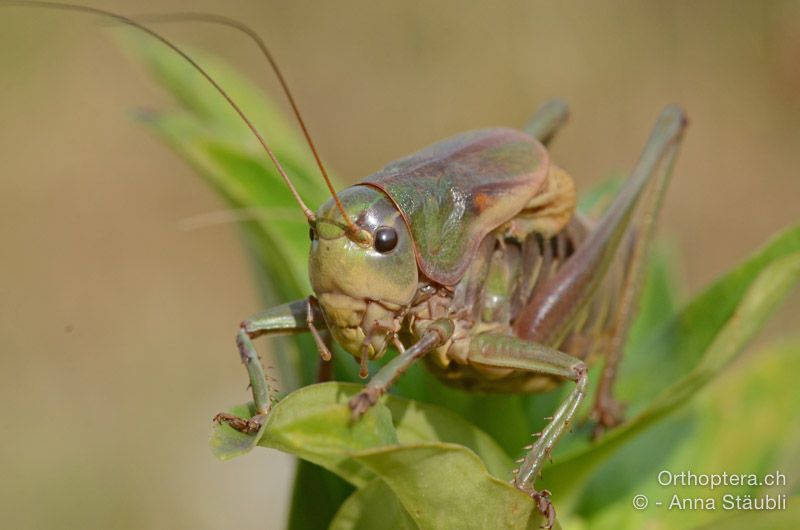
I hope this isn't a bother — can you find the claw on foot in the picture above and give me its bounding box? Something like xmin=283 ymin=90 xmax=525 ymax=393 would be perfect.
xmin=348 ymin=387 xmax=381 ymax=421
xmin=531 ymin=489 xmax=555 ymax=530
xmin=213 ymin=412 xmax=264 ymax=435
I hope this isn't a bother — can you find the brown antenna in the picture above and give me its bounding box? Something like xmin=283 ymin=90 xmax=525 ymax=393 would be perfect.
xmin=131 ymin=12 xmax=365 ymax=241
xmin=1 ymin=1 xmax=318 ymax=223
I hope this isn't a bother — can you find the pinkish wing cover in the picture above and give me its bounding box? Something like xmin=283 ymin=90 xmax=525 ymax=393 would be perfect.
xmin=362 ymin=128 xmax=549 ymax=285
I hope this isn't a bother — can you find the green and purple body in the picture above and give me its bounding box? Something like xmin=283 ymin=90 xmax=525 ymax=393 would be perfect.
xmin=231 ymin=100 xmax=687 ymax=526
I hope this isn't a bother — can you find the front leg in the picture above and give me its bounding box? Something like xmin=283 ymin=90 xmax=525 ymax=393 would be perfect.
xmin=469 ymin=333 xmax=588 ymax=529
xmin=215 ymin=297 xmax=326 ymax=434
xmin=349 ymin=319 xmax=454 ymax=419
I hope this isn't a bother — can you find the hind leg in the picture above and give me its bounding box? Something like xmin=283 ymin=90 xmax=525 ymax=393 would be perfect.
xmin=513 ymin=107 xmax=687 ymax=436
xmin=524 ymin=98 xmax=570 ymax=145
xmin=590 ymin=112 xmax=686 ymax=437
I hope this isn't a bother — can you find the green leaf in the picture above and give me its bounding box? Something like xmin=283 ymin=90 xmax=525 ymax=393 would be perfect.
xmin=619 ymin=226 xmax=800 ymax=408
xmin=211 ymin=382 xmax=540 ymax=528
xmin=382 ymin=389 xmax=514 ymax=477
xmin=330 ymin=479 xmax=417 ymax=530
xmin=542 ymin=250 xmax=800 ymax=509
xmin=353 ymin=445 xmax=543 ymax=530
xmin=261 ymin=385 xmax=397 ymax=488
xmin=211 ymin=383 xmax=512 ymax=474
xmin=573 ymin=339 xmax=800 ymax=529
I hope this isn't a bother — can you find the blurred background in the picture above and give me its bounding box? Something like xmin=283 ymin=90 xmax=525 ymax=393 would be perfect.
xmin=1 ymin=1 xmax=798 ymax=529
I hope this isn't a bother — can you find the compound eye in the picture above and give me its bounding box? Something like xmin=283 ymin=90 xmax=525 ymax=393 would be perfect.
xmin=309 ymin=226 xmax=316 ymax=241
xmin=374 ymin=226 xmax=398 ymax=253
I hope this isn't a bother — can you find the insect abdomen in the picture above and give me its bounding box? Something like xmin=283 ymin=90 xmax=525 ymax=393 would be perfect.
xmin=424 ymin=211 xmax=622 ymax=392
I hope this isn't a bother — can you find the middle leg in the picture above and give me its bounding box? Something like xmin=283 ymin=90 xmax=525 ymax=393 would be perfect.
xmin=468 ymin=332 xmax=588 ymax=528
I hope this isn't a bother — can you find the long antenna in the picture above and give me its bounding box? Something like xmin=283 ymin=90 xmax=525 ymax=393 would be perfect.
xmin=1 ymin=1 xmax=317 ymax=223
xmin=131 ymin=12 xmax=363 ymax=240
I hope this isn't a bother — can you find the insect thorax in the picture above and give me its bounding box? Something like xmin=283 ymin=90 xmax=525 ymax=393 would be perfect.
xmin=402 ymin=164 xmax=608 ymax=393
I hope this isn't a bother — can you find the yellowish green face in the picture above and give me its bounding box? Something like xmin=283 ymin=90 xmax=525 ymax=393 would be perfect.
xmin=309 ymin=185 xmax=419 ymax=358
